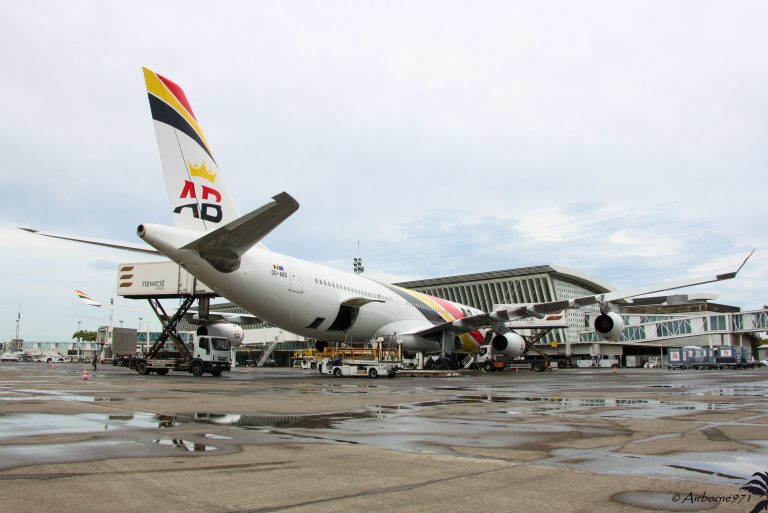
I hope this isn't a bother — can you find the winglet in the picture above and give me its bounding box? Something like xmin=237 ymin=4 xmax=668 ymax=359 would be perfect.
xmin=716 ymin=249 xmax=755 ymax=280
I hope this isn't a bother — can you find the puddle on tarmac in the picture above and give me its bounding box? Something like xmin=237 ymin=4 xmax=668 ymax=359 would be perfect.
xmin=410 ymin=395 xmax=736 ymax=416
xmin=681 ymin=385 xmax=768 ymax=398
xmin=541 ymin=440 xmax=768 ymax=485
xmin=182 ymin=406 xmax=605 ymax=454
xmin=152 ymin=438 xmax=217 ymax=451
xmin=186 ymin=412 xmax=376 ymax=429
xmin=0 ymin=389 xmax=125 ymax=403
xmin=0 ymin=412 xmax=180 ymax=440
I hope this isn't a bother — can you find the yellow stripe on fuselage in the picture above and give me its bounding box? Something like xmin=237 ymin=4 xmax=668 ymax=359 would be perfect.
xmin=143 ymin=68 xmax=214 ymax=158
xmin=398 ymin=287 xmax=480 ymax=352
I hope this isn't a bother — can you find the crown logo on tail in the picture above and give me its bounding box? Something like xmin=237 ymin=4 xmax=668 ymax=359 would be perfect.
xmin=188 ymin=161 xmax=217 ymax=183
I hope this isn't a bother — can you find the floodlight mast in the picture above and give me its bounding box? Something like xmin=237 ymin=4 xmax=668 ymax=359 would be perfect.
xmin=353 ymin=240 xmax=364 ymax=274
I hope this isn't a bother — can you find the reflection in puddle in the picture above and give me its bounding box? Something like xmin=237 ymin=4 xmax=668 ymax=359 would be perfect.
xmin=203 ymin=433 xmax=232 ymax=440
xmin=410 ymin=395 xmax=734 ymax=415
xmin=188 ymin=412 xmax=375 ymax=429
xmin=682 ymin=385 xmax=768 ymax=398
xmin=152 ymin=438 xmax=217 ymax=452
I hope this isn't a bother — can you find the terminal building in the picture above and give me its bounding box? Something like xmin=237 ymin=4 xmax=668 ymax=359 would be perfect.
xmin=396 ymin=265 xmax=767 ymax=366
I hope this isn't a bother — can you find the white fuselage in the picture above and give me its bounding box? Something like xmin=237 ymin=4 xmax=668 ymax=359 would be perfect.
xmin=140 ymin=223 xmax=485 ymax=353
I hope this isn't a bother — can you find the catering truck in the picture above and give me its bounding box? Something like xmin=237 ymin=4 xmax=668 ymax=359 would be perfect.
xmin=115 ymin=261 xmax=250 ymax=377
xmin=133 ymin=323 xmax=239 ymax=377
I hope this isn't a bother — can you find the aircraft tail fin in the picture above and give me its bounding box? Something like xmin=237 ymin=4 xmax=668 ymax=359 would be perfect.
xmin=143 ymin=67 xmax=240 ymax=232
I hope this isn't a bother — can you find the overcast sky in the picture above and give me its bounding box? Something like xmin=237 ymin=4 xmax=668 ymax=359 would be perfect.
xmin=1 ymin=1 xmax=766 ymax=341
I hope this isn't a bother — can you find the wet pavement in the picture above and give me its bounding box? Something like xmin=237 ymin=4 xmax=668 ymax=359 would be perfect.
xmin=1 ymin=362 xmax=767 ymax=512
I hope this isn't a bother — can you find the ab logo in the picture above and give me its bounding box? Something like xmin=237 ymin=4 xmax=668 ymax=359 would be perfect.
xmin=174 ymin=161 xmax=223 ymax=223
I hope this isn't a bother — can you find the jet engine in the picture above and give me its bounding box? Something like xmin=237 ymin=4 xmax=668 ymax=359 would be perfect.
xmin=594 ymin=312 xmax=624 ymax=342
xmin=196 ymin=323 xmax=244 ymax=347
xmin=491 ymin=332 xmax=526 ymax=358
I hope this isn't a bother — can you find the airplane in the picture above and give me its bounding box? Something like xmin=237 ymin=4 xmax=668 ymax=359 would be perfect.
xmin=23 ymin=68 xmax=754 ymax=362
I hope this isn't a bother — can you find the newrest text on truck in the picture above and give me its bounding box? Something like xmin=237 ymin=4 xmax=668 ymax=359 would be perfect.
xmin=116 ymin=261 xmax=244 ymax=377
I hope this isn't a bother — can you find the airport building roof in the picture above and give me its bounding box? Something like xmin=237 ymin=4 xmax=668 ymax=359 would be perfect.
xmin=394 ymin=264 xmax=614 ymax=294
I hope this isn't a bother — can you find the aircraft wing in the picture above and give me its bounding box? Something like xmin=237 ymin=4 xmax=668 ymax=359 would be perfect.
xmin=411 ymin=250 xmax=754 ymax=338
xmin=20 ymin=228 xmax=159 ymax=255
xmin=153 ymin=310 xmax=261 ymax=325
xmin=196 ymin=311 xmax=261 ymax=324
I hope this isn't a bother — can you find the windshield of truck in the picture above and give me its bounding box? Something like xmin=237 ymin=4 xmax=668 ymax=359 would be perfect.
xmin=211 ymin=338 xmax=230 ymax=351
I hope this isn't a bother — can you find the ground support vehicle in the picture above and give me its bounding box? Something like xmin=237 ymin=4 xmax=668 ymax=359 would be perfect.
xmin=472 ymin=315 xmax=570 ymax=372
xmin=475 ymin=339 xmax=566 ymax=372
xmin=320 ymin=358 xmax=398 ymax=378
xmin=474 ymin=344 xmax=557 ymax=372
xmin=132 ymin=297 xmax=232 ymax=377
xmin=109 ymin=327 xmax=139 ymax=367
xmin=0 ymin=352 xmax=21 ymax=362
xmin=668 ymin=346 xmax=757 ymax=370
xmin=292 ymin=349 xmax=319 ymax=369
xmin=317 ymin=343 xmax=401 ymax=378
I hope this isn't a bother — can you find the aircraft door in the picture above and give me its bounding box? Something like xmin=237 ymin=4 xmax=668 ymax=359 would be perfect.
xmin=288 ymin=259 xmax=303 ymax=293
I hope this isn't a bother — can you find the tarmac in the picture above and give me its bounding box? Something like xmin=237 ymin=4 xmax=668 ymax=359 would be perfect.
xmin=1 ymin=362 xmax=767 ymax=513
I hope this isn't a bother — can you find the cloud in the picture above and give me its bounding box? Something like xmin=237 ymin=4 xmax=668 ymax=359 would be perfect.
xmin=1 ymin=1 xmax=767 ymax=340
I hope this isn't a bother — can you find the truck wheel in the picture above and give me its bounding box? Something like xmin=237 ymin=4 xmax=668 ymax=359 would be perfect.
xmin=136 ymin=360 xmax=149 ymax=375
xmin=155 ymin=368 xmax=169 ymax=376
xmin=210 ymin=369 xmax=222 ymax=377
xmin=191 ymin=362 xmax=204 ymax=377
xmin=332 ymin=367 xmax=342 ymax=378
xmin=532 ymin=361 xmax=544 ymax=372
xmin=483 ymin=362 xmax=492 ymax=372
xmin=368 ymin=368 xmax=379 ymax=378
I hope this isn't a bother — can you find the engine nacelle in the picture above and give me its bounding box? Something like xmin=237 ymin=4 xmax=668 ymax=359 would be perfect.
xmin=491 ymin=332 xmax=526 ymax=358
xmin=196 ymin=323 xmax=244 ymax=347
xmin=594 ymin=312 xmax=624 ymax=342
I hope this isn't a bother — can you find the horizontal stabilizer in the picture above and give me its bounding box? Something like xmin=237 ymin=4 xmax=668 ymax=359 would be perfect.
xmin=181 ymin=192 xmax=299 ymax=272
xmin=20 ymin=228 xmax=159 ymax=255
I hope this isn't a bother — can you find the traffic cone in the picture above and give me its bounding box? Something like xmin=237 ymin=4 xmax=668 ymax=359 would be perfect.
xmin=515 ymin=367 xmax=519 ymax=374
xmin=83 ymin=370 xmax=88 ymax=381
xmin=612 ymin=365 xmax=617 ymax=374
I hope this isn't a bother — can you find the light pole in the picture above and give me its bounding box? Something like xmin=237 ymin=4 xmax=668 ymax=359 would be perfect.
xmin=13 ymin=311 xmax=20 ymax=352
xmin=77 ymin=321 xmax=82 ymax=359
